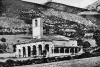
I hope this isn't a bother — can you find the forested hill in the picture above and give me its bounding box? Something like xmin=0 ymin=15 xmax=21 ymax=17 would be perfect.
xmin=86 ymin=0 xmax=100 ymax=12
xmin=45 ymin=2 xmax=89 ymax=14
xmin=0 ymin=0 xmax=96 ymax=29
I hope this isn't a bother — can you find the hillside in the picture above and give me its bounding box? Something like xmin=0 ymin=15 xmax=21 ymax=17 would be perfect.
xmin=0 ymin=17 xmax=26 ymax=28
xmin=0 ymin=0 xmax=96 ymax=31
xmin=80 ymin=0 xmax=100 ymax=28
xmin=45 ymin=2 xmax=89 ymax=14
xmin=86 ymin=0 xmax=100 ymax=11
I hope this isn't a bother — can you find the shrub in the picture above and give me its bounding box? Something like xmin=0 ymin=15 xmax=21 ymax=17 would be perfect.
xmin=6 ymin=59 xmax=15 ymax=66
xmin=1 ymin=38 xmax=6 ymax=42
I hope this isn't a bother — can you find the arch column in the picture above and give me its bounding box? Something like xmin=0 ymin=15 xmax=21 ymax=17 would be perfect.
xmin=30 ymin=46 xmax=33 ymax=57
xmin=69 ymin=48 xmax=71 ymax=54
xmin=21 ymin=48 xmax=23 ymax=57
xmin=52 ymin=47 xmax=54 ymax=56
xmin=49 ymin=46 xmax=52 ymax=55
xmin=74 ymin=48 xmax=75 ymax=54
xmin=42 ymin=45 xmax=45 ymax=51
xmin=58 ymin=48 xmax=61 ymax=54
xmin=36 ymin=46 xmax=39 ymax=56
xmin=64 ymin=48 xmax=66 ymax=54
xmin=25 ymin=46 xmax=28 ymax=57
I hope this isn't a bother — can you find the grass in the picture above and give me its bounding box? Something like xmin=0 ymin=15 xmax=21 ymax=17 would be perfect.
xmin=14 ymin=56 xmax=100 ymax=67
xmin=0 ymin=34 xmax=33 ymax=52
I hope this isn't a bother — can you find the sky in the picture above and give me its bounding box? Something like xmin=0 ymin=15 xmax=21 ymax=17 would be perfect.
xmin=22 ymin=0 xmax=98 ymax=8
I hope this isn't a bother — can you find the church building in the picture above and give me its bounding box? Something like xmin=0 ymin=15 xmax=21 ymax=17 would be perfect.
xmin=15 ymin=17 xmax=83 ymax=58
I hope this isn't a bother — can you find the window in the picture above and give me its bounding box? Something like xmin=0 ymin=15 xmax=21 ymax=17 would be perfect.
xmin=54 ymin=47 xmax=59 ymax=53
xmin=60 ymin=47 xmax=64 ymax=53
xmin=35 ymin=19 xmax=38 ymax=27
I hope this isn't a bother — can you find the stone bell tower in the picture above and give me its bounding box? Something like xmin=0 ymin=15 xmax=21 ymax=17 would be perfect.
xmin=32 ymin=17 xmax=43 ymax=39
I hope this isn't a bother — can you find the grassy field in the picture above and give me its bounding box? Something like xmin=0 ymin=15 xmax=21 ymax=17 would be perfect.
xmin=14 ymin=56 xmax=100 ymax=67
xmin=0 ymin=35 xmax=33 ymax=44
xmin=0 ymin=35 xmax=33 ymax=52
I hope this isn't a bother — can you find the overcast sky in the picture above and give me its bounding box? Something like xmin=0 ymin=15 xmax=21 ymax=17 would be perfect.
xmin=22 ymin=0 xmax=98 ymax=8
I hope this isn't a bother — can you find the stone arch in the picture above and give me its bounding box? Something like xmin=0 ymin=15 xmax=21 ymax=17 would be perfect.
xmin=32 ymin=45 xmax=36 ymax=55
xmin=38 ymin=45 xmax=42 ymax=55
xmin=45 ymin=44 xmax=49 ymax=52
xmin=28 ymin=46 xmax=31 ymax=57
xmin=23 ymin=47 xmax=26 ymax=57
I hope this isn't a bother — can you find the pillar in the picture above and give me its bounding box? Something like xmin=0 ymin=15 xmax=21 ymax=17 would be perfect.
xmin=64 ymin=48 xmax=66 ymax=54
xmin=21 ymin=48 xmax=23 ymax=57
xmin=77 ymin=48 xmax=79 ymax=53
xmin=69 ymin=48 xmax=71 ymax=54
xmin=26 ymin=46 xmax=28 ymax=57
xmin=58 ymin=48 xmax=61 ymax=54
xmin=36 ymin=46 xmax=39 ymax=56
xmin=30 ymin=46 xmax=33 ymax=57
xmin=49 ymin=46 xmax=52 ymax=55
xmin=15 ymin=48 xmax=19 ymax=57
xmin=52 ymin=47 xmax=54 ymax=56
xmin=42 ymin=45 xmax=45 ymax=51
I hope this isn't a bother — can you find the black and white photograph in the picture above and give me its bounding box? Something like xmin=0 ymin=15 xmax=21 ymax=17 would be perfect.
xmin=0 ymin=0 xmax=100 ymax=67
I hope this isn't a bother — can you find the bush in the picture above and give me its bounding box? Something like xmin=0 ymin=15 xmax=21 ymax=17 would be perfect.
xmin=1 ymin=38 xmax=6 ymax=42
xmin=6 ymin=59 xmax=16 ymax=66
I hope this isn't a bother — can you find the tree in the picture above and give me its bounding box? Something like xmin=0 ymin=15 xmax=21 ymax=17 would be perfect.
xmin=77 ymin=38 xmax=84 ymax=46
xmin=1 ymin=38 xmax=6 ymax=42
xmin=93 ymin=30 xmax=100 ymax=46
xmin=83 ymin=41 xmax=91 ymax=48
xmin=96 ymin=5 xmax=100 ymax=12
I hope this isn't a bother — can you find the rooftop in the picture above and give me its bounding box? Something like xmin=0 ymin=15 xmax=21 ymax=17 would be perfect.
xmin=16 ymin=34 xmax=75 ymax=45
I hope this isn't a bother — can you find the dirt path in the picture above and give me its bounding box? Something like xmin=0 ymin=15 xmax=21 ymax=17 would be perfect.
xmin=14 ymin=56 xmax=100 ymax=67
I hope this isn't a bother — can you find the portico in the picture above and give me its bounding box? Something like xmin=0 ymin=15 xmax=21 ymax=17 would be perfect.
xmin=15 ymin=41 xmax=53 ymax=57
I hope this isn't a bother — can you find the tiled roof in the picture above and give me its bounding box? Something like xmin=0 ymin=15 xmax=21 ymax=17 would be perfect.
xmin=18 ymin=34 xmax=73 ymax=44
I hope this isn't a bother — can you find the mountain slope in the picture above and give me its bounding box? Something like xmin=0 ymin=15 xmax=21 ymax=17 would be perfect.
xmin=45 ymin=2 xmax=89 ymax=14
xmin=0 ymin=0 xmax=96 ymax=29
xmin=86 ymin=0 xmax=100 ymax=11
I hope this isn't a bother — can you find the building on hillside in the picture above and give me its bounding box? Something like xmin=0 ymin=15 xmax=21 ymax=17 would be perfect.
xmin=63 ymin=29 xmax=76 ymax=37
xmin=15 ymin=17 xmax=83 ymax=58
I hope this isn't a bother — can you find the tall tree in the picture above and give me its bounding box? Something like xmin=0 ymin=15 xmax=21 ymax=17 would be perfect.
xmin=93 ymin=30 xmax=100 ymax=46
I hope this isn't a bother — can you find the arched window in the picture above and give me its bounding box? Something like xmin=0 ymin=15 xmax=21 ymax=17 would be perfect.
xmin=35 ymin=19 xmax=38 ymax=27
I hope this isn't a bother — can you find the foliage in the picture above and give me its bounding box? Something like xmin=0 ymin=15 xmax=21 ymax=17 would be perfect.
xmin=1 ymin=38 xmax=6 ymax=42
xmin=93 ymin=30 xmax=100 ymax=46
xmin=83 ymin=41 xmax=91 ymax=48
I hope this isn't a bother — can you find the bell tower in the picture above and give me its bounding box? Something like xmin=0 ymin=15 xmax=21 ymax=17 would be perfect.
xmin=32 ymin=17 xmax=43 ymax=39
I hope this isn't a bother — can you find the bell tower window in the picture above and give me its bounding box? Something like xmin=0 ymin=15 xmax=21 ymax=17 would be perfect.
xmin=35 ymin=19 xmax=38 ymax=27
